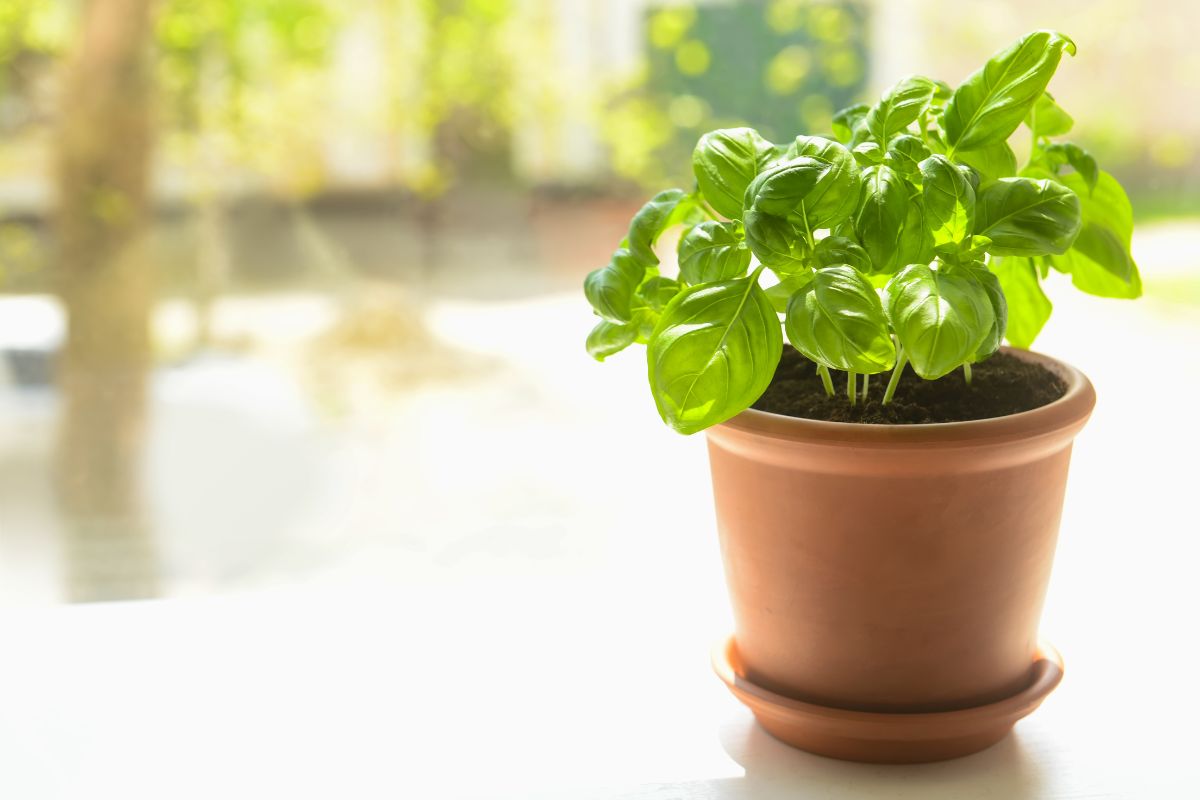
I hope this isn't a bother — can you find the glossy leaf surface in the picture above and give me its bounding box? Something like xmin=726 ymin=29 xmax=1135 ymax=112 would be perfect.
xmin=886 ymin=264 xmax=996 ymax=379
xmin=785 ymin=265 xmax=895 ymax=373
xmin=943 ymin=30 xmax=1076 ymax=153
xmin=692 ymin=128 xmax=779 ymax=220
xmin=677 ymin=221 xmax=751 ymax=285
xmin=648 ymin=278 xmax=782 ymax=434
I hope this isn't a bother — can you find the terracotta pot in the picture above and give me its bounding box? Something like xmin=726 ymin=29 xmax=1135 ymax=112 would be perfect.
xmin=706 ymin=347 xmax=1095 ymax=763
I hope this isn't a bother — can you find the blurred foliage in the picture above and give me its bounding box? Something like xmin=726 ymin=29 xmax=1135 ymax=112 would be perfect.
xmin=0 ymin=0 xmax=1195 ymax=212
xmin=604 ymin=0 xmax=868 ymax=188
xmin=154 ymin=0 xmax=339 ymax=194
xmin=0 ymin=0 xmax=526 ymax=198
xmin=394 ymin=0 xmax=519 ymax=194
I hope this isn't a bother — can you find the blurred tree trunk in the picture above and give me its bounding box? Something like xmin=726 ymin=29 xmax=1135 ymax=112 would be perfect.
xmin=54 ymin=0 xmax=158 ymax=601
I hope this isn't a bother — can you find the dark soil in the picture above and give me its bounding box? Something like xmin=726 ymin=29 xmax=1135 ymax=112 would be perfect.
xmin=753 ymin=348 xmax=1067 ymax=424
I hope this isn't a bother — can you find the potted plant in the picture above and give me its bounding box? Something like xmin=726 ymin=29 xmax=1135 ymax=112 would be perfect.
xmin=583 ymin=30 xmax=1139 ymax=763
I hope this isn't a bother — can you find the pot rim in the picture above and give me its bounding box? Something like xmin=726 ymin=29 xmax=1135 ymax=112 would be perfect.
xmin=714 ymin=346 xmax=1096 ymax=448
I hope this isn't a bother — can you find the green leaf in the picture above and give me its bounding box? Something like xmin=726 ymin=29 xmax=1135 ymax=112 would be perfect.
xmin=677 ymin=221 xmax=752 ymax=284
xmin=852 ymin=141 xmax=884 ymax=166
xmin=1025 ymin=92 xmax=1073 ymax=138
xmin=920 ymin=154 xmax=976 ymax=245
xmin=746 ymin=156 xmax=828 ymax=216
xmin=1056 ymin=235 xmax=1142 ymax=298
xmin=785 ymin=265 xmax=896 ymax=374
xmin=853 ymin=165 xmax=910 ymax=274
xmin=897 ymin=199 xmax=936 ymax=267
xmin=943 ymin=30 xmax=1076 ymax=153
xmin=632 ymin=307 xmax=658 ymax=344
xmin=929 ymin=79 xmax=953 ymax=109
xmin=885 ymin=134 xmax=931 ymax=177
xmin=865 ymin=75 xmax=937 ymax=142
xmin=885 ymin=264 xmax=996 ymax=379
xmin=743 ymin=208 xmax=808 ymax=273
xmin=812 ymin=235 xmax=872 ymax=273
xmin=1050 ymin=170 xmax=1140 ymax=297
xmin=764 ymin=273 xmax=813 ymax=314
xmin=757 ymin=139 xmax=862 ymax=228
xmin=954 ymin=141 xmax=1017 ymax=182
xmin=586 ymin=320 xmax=637 ymax=361
xmin=1041 ymin=142 xmax=1098 ymax=193
xmin=692 ymin=128 xmax=779 ymax=220
xmin=647 ymin=276 xmax=783 ymax=434
xmin=962 ymin=263 xmax=1007 ymax=361
xmin=991 ymin=257 xmax=1052 ymax=348
xmin=636 ymin=276 xmax=683 ymax=312
xmin=583 ymin=248 xmax=643 ymax=323
xmin=628 ymin=189 xmax=703 ymax=266
xmin=831 ymin=103 xmax=869 ymax=144
xmin=976 ymin=177 xmax=1081 ymax=256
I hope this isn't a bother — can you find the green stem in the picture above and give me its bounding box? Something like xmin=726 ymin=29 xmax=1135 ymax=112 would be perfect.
xmin=799 ymin=203 xmax=814 ymax=250
xmin=882 ymin=349 xmax=908 ymax=405
xmin=963 ymin=362 xmax=973 ymax=386
xmin=861 ymin=373 xmax=870 ymax=403
xmin=847 ymin=371 xmax=857 ymax=406
xmin=817 ymin=364 xmax=834 ymax=396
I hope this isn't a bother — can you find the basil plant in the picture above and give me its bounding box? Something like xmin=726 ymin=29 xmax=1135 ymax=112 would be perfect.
xmin=584 ymin=30 xmax=1139 ymax=434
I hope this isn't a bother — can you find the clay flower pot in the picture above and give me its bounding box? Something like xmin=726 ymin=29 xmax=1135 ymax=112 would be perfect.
xmin=706 ymin=348 xmax=1095 ymax=763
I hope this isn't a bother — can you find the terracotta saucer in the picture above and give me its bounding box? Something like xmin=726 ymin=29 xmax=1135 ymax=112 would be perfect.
xmin=712 ymin=635 xmax=1064 ymax=764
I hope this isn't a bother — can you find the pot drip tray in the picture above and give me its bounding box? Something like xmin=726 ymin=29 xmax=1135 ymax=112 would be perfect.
xmin=712 ymin=634 xmax=1063 ymax=764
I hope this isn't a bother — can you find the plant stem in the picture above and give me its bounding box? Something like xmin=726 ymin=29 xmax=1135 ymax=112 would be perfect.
xmin=882 ymin=350 xmax=908 ymax=405
xmin=847 ymin=371 xmax=857 ymax=406
xmin=817 ymin=364 xmax=834 ymax=396
xmin=861 ymin=373 xmax=870 ymax=403
xmin=963 ymin=362 xmax=973 ymax=386
xmin=799 ymin=204 xmax=814 ymax=250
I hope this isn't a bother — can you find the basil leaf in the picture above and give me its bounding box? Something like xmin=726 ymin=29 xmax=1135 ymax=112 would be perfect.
xmin=1050 ymin=171 xmax=1140 ymax=298
xmin=586 ymin=320 xmax=637 ymax=361
xmin=865 ymin=75 xmax=936 ymax=142
xmin=943 ymin=30 xmax=1076 ymax=153
xmin=765 ymin=273 xmax=813 ymax=314
xmin=812 ymin=235 xmax=872 ymax=273
xmin=583 ymin=247 xmax=643 ymax=323
xmin=677 ymin=221 xmax=752 ymax=284
xmin=852 ymin=141 xmax=884 ymax=166
xmin=853 ymin=165 xmax=910 ymax=273
xmin=1025 ymin=92 xmax=1073 ymax=138
xmin=757 ymin=139 xmax=862 ymax=229
xmin=631 ymin=307 xmax=658 ymax=344
xmin=637 ymin=276 xmax=683 ymax=312
xmin=885 ymin=264 xmax=996 ymax=379
xmin=785 ymin=265 xmax=896 ymax=374
xmin=976 ymin=177 xmax=1081 ymax=256
xmin=928 ymin=79 xmax=953 ymax=110
xmin=991 ymin=257 xmax=1052 ymax=348
xmin=692 ymin=128 xmax=779 ymax=220
xmin=831 ymin=103 xmax=870 ymax=144
xmin=920 ymin=154 xmax=976 ymax=245
xmin=628 ymin=189 xmax=702 ymax=266
xmin=746 ymin=157 xmax=827 ymax=216
xmin=1042 ymin=142 xmax=1098 ymax=194
xmin=897 ymin=199 xmax=936 ymax=267
xmin=955 ymin=141 xmax=1017 ymax=182
xmin=1056 ymin=234 xmax=1142 ymax=298
xmin=743 ymin=208 xmax=808 ymax=273
xmin=885 ymin=134 xmax=931 ymax=177
xmin=963 ymin=263 xmax=1007 ymax=361
xmin=647 ymin=277 xmax=783 ymax=434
